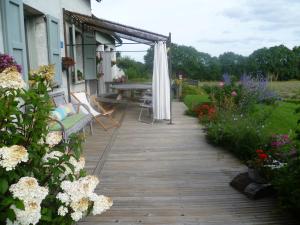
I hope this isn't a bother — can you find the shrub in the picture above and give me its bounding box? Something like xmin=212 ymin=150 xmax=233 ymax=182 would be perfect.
xmin=0 ymin=59 xmax=112 ymax=224
xmin=206 ymin=110 xmax=270 ymax=160
xmin=193 ymin=103 xmax=216 ymax=123
xmin=239 ymin=74 xmax=279 ymax=105
xmin=181 ymin=83 xmax=204 ymax=99
xmin=272 ymin=158 xmax=300 ymax=217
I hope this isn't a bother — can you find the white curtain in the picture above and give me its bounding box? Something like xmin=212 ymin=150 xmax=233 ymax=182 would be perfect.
xmin=97 ymin=45 xmax=105 ymax=94
xmin=152 ymin=41 xmax=171 ymax=120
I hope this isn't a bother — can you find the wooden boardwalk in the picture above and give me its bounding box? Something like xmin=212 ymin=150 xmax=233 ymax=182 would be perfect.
xmin=80 ymin=102 xmax=296 ymax=225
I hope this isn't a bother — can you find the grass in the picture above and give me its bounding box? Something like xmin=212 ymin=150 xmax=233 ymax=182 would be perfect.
xmin=264 ymin=102 xmax=299 ymax=136
xmin=183 ymin=94 xmax=210 ymax=110
xmin=183 ymin=86 xmax=299 ymax=137
xmin=269 ymin=80 xmax=300 ymax=100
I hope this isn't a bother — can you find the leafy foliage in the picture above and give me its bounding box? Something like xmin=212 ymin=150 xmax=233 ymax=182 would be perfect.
xmin=0 ymin=59 xmax=111 ymax=224
xmin=272 ymin=158 xmax=300 ymax=217
xmin=144 ymin=44 xmax=300 ymax=81
xmin=117 ymin=56 xmax=149 ymax=81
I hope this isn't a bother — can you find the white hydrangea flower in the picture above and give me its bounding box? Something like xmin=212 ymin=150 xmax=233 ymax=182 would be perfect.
xmin=0 ymin=145 xmax=28 ymax=171
xmin=42 ymin=151 xmax=63 ymax=163
xmin=8 ymin=177 xmax=48 ymax=225
xmin=70 ymin=197 xmax=89 ymax=212
xmin=57 ymin=206 xmax=68 ymax=216
xmin=9 ymin=177 xmax=48 ymax=204
xmin=91 ymin=195 xmax=113 ymax=215
xmin=56 ymin=175 xmax=111 ymax=221
xmin=71 ymin=211 xmax=83 ymax=222
xmin=45 ymin=131 xmax=62 ymax=147
xmin=56 ymin=192 xmax=70 ymax=204
xmin=59 ymin=175 xmax=99 ymax=203
xmin=64 ymin=156 xmax=85 ymax=176
xmin=0 ymin=67 xmax=26 ymax=90
xmin=7 ymin=201 xmax=41 ymax=225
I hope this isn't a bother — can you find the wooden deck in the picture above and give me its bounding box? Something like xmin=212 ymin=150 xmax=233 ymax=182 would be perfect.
xmin=80 ymin=102 xmax=296 ymax=225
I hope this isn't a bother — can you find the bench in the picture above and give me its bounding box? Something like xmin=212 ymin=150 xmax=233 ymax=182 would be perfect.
xmin=49 ymin=91 xmax=93 ymax=141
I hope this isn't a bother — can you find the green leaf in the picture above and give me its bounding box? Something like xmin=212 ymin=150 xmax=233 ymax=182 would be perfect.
xmin=7 ymin=208 xmax=16 ymax=222
xmin=0 ymin=178 xmax=8 ymax=194
xmin=1 ymin=197 xmax=14 ymax=207
xmin=14 ymin=199 xmax=25 ymax=210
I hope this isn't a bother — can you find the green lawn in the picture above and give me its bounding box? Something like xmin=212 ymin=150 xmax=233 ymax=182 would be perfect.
xmin=269 ymin=81 xmax=300 ymax=100
xmin=264 ymin=102 xmax=299 ymax=136
xmin=183 ymin=94 xmax=299 ymax=136
xmin=183 ymin=94 xmax=210 ymax=110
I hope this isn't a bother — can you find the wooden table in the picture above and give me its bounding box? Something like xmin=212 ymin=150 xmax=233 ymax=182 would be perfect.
xmin=111 ymin=83 xmax=152 ymax=100
xmin=111 ymin=83 xmax=152 ymax=91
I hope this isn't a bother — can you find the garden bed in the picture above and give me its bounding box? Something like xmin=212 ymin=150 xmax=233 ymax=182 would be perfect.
xmin=183 ymin=77 xmax=300 ymax=218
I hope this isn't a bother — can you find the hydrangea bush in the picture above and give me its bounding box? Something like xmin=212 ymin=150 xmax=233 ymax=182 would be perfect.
xmin=0 ymin=55 xmax=112 ymax=225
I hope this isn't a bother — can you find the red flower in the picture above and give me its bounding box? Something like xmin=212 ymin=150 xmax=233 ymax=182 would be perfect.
xmin=256 ymin=149 xmax=264 ymax=154
xmin=258 ymin=153 xmax=268 ymax=160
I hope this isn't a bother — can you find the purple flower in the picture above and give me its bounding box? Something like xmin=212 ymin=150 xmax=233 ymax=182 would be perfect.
xmin=222 ymin=73 xmax=231 ymax=85
xmin=0 ymin=53 xmax=22 ymax=73
xmin=239 ymin=73 xmax=278 ymax=103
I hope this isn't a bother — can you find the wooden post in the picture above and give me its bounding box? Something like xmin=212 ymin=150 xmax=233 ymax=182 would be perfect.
xmin=168 ymin=32 xmax=173 ymax=125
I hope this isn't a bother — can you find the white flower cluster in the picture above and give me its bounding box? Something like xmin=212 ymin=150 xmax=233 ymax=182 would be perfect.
xmin=56 ymin=175 xmax=112 ymax=221
xmin=43 ymin=151 xmax=85 ymax=178
xmin=45 ymin=131 xmax=62 ymax=147
xmin=265 ymin=160 xmax=287 ymax=170
xmin=8 ymin=177 xmax=49 ymax=225
xmin=0 ymin=67 xmax=26 ymax=90
xmin=0 ymin=145 xmax=28 ymax=171
xmin=90 ymin=194 xmax=113 ymax=216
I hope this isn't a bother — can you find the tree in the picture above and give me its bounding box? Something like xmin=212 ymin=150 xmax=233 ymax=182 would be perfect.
xmin=218 ymin=52 xmax=246 ymax=78
xmin=144 ymin=43 xmax=221 ymax=81
xmin=144 ymin=43 xmax=300 ymax=81
xmin=117 ymin=56 xmax=149 ymax=80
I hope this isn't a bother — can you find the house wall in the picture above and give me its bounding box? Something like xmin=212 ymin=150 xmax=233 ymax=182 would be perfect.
xmin=95 ymin=31 xmax=116 ymax=93
xmin=22 ymin=0 xmax=92 ymax=96
xmin=23 ymin=0 xmax=91 ymax=59
xmin=0 ymin=7 xmax=4 ymax=53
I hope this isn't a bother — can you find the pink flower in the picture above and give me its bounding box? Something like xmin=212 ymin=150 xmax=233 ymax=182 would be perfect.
xmin=219 ymin=82 xmax=224 ymax=87
xmin=231 ymin=91 xmax=237 ymax=96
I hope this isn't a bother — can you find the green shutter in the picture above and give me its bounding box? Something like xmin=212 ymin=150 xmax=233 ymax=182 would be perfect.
xmin=46 ymin=15 xmax=62 ymax=86
xmin=83 ymin=32 xmax=96 ymax=80
xmin=1 ymin=0 xmax=28 ymax=80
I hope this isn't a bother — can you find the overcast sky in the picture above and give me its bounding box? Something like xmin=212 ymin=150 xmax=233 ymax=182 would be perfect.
xmin=91 ymin=0 xmax=300 ymax=62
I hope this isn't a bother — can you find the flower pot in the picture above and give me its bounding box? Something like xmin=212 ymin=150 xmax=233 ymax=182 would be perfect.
xmin=248 ymin=167 xmax=267 ymax=184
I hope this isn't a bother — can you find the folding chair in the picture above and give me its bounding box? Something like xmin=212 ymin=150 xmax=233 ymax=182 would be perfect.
xmin=71 ymin=92 xmax=120 ymax=131
xmin=138 ymin=94 xmax=154 ymax=124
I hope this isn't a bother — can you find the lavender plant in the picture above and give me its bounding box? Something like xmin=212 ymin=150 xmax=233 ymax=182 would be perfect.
xmin=240 ymin=74 xmax=279 ymax=103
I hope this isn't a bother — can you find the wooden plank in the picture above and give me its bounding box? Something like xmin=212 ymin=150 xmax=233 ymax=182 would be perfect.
xmin=79 ymin=102 xmax=296 ymax=225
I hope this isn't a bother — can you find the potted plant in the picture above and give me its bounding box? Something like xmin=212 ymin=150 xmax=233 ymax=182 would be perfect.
xmin=247 ymin=149 xmax=270 ymax=184
xmin=62 ymin=57 xmax=75 ymax=71
xmin=71 ymin=69 xmax=84 ymax=83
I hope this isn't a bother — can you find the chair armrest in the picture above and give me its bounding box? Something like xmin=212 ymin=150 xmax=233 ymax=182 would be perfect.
xmin=48 ymin=117 xmax=66 ymax=138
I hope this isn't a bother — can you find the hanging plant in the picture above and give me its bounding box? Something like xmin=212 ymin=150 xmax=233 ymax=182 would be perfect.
xmin=97 ymin=72 xmax=104 ymax=79
xmin=62 ymin=57 xmax=75 ymax=70
xmin=111 ymin=60 xmax=117 ymax=67
xmin=96 ymin=56 xmax=103 ymax=65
